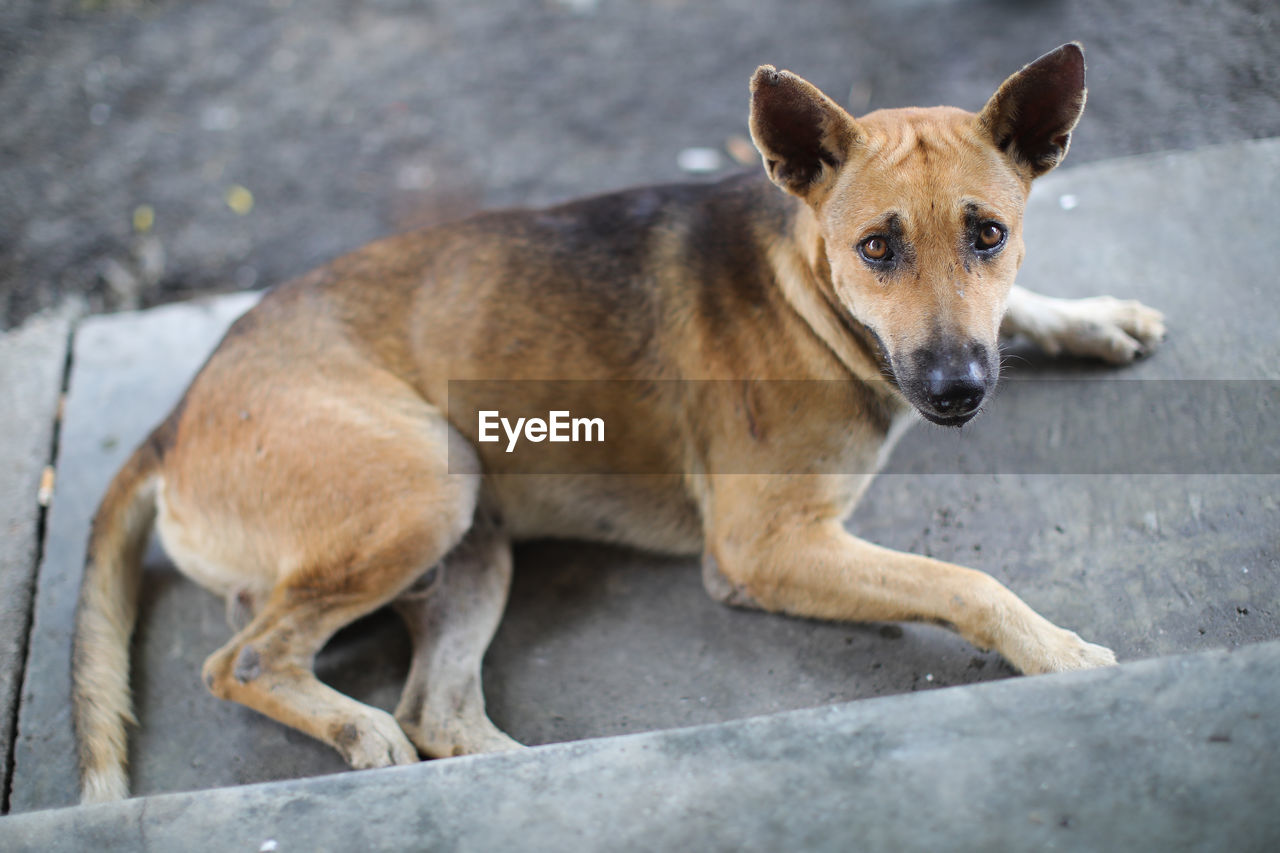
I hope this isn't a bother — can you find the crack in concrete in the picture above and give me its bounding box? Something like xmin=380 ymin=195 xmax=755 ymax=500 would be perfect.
xmin=2 ymin=321 xmax=74 ymax=815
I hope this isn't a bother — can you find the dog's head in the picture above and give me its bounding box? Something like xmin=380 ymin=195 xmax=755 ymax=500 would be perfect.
xmin=750 ymin=44 xmax=1086 ymax=426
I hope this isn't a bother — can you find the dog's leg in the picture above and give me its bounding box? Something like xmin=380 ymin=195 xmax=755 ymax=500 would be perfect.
xmin=1002 ymin=284 xmax=1166 ymax=363
xmin=196 ymin=417 xmax=482 ymax=770
xmin=391 ymin=513 xmax=521 ymax=758
xmin=202 ymin=588 xmax=420 ymax=769
xmin=199 ymin=506 xmax=473 ymax=769
xmin=705 ymin=484 xmax=1114 ymax=674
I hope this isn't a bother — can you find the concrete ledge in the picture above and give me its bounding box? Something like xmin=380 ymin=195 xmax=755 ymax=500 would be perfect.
xmin=5 ymin=640 xmax=1278 ymax=852
xmin=0 ymin=310 xmax=70 ymax=800
xmin=9 ymin=294 xmax=260 ymax=813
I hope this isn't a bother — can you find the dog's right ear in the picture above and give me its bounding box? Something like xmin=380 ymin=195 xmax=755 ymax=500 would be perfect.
xmin=750 ymin=66 xmax=861 ymax=200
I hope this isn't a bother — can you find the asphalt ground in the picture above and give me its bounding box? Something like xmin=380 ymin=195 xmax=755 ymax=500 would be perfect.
xmin=2 ymin=0 xmax=1278 ymax=328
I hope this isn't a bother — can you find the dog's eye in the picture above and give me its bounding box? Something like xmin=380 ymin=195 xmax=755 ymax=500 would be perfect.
xmin=975 ymin=222 xmax=1006 ymax=251
xmin=859 ymin=236 xmax=893 ymax=263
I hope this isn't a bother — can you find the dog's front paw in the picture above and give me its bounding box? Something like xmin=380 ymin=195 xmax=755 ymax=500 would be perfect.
xmin=1055 ymin=296 xmax=1167 ymax=364
xmin=1018 ymin=627 xmax=1118 ymax=675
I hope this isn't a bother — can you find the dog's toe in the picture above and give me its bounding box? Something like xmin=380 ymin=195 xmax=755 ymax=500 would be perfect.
xmin=1125 ymin=301 xmax=1167 ymax=351
xmin=1072 ymin=639 xmax=1118 ymax=670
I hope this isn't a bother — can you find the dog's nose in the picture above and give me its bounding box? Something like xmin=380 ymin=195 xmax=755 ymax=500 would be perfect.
xmin=908 ymin=342 xmax=994 ymax=424
xmin=923 ymin=361 xmax=987 ymax=415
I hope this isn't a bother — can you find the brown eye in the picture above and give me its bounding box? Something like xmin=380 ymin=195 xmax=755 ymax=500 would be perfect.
xmin=975 ymin=222 xmax=1006 ymax=251
xmin=859 ymin=236 xmax=893 ymax=263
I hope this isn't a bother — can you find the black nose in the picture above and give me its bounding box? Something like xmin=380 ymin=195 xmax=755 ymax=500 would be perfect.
xmin=909 ymin=342 xmax=994 ymax=424
xmin=923 ymin=365 xmax=987 ymax=415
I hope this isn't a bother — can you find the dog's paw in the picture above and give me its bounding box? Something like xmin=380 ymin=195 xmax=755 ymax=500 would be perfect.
xmin=1054 ymin=296 xmax=1167 ymax=364
xmin=1017 ymin=628 xmax=1118 ymax=675
xmin=333 ymin=710 xmax=420 ymax=770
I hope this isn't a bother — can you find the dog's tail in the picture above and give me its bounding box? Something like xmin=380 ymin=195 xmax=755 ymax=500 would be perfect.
xmin=72 ymin=427 xmax=166 ymax=803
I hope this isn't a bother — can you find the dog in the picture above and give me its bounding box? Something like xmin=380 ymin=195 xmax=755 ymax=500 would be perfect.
xmin=73 ymin=42 xmax=1165 ymax=802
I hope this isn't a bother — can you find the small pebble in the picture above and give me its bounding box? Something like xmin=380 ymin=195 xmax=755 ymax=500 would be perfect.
xmin=226 ymin=185 xmax=255 ymax=215
xmin=1058 ymin=193 xmax=1078 ymax=211
xmin=132 ymin=204 xmax=155 ymax=234
xmin=37 ymin=466 xmax=55 ymax=507
xmin=677 ymin=147 xmax=723 ymax=174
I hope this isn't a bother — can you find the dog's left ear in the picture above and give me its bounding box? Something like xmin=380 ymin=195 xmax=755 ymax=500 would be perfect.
xmin=978 ymin=43 xmax=1087 ymax=178
xmin=750 ymin=66 xmax=861 ymax=200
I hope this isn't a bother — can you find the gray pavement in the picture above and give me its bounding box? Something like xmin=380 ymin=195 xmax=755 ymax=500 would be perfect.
xmin=4 ymin=137 xmax=1279 ymax=831
xmin=0 ymin=310 xmax=68 ymax=805
xmin=6 ymin=641 xmax=1279 ymax=852
xmin=3 ymin=1 xmax=1278 ymax=329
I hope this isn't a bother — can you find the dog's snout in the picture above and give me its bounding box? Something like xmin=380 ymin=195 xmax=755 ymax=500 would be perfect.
xmin=906 ymin=342 xmax=996 ymax=426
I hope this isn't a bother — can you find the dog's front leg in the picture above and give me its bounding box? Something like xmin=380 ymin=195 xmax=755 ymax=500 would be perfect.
xmin=705 ymin=513 xmax=1114 ymax=675
xmin=1002 ymin=284 xmax=1166 ymax=363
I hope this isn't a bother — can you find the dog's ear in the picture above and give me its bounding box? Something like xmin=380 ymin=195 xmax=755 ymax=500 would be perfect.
xmin=750 ymin=66 xmax=861 ymax=200
xmin=978 ymin=43 xmax=1087 ymax=178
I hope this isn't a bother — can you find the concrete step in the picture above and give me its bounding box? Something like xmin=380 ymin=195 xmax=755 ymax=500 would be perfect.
xmin=0 ymin=309 xmax=70 ymax=805
xmin=5 ymin=641 xmax=1279 ymax=852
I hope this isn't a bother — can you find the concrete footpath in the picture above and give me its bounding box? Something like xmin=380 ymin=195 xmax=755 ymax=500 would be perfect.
xmin=1 ymin=140 xmax=1278 ymax=844
xmin=6 ymin=642 xmax=1278 ymax=852
xmin=0 ymin=310 xmax=69 ymax=804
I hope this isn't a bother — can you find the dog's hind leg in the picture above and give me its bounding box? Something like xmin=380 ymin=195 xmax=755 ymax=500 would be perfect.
xmin=199 ymin=488 xmax=476 ymax=770
xmin=391 ymin=510 xmax=522 ymax=757
xmin=1002 ymin=284 xmax=1166 ymax=363
xmin=203 ymin=592 xmax=420 ymax=770
xmin=191 ymin=402 xmax=484 ymax=771
xmin=391 ymin=509 xmax=521 ymax=757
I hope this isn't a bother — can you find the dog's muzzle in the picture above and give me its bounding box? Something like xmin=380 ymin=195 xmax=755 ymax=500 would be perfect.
xmin=901 ymin=342 xmax=997 ymax=427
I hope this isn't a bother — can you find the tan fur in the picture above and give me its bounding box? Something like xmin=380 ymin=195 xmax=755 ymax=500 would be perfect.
xmin=73 ymin=43 xmax=1165 ymax=801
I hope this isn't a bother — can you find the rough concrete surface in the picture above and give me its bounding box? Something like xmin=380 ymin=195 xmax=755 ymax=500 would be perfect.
xmin=0 ymin=311 xmax=68 ymax=805
xmin=9 ymin=294 xmax=259 ymax=813
xmin=8 ymin=139 xmax=1280 ymax=815
xmin=5 ymin=641 xmax=1279 ymax=852
xmin=2 ymin=0 xmax=1278 ymax=327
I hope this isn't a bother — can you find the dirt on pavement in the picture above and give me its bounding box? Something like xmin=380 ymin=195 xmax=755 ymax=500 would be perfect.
xmin=2 ymin=0 xmax=1276 ymax=330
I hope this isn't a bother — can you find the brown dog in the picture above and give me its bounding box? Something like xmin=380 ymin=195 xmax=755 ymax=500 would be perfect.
xmin=73 ymin=43 xmax=1164 ymax=801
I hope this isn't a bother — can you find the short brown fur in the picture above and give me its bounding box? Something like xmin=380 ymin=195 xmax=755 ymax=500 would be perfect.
xmin=73 ymin=43 xmax=1165 ymax=801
